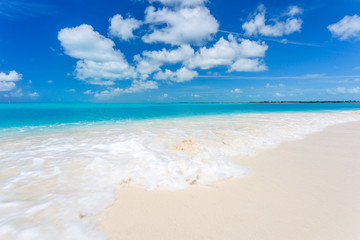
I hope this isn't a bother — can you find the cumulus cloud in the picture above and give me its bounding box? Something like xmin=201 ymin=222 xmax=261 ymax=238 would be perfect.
xmin=109 ymin=14 xmax=142 ymax=41
xmin=142 ymin=45 xmax=194 ymax=64
xmin=285 ymin=6 xmax=303 ymax=17
xmin=328 ymin=15 xmax=360 ymax=41
xmin=186 ymin=34 xmax=268 ymax=71
xmin=57 ymin=1 xmax=278 ymax=97
xmin=124 ymin=80 xmax=158 ymax=93
xmin=327 ymin=86 xmax=360 ymax=94
xmin=133 ymin=57 xmax=162 ymax=80
xmin=28 ymin=92 xmax=39 ymax=97
xmin=242 ymin=4 xmax=303 ymax=37
xmin=142 ymin=6 xmax=219 ymax=45
xmin=0 ymin=82 xmax=16 ymax=91
xmin=348 ymin=87 xmax=360 ymax=93
xmin=10 ymin=88 xmax=23 ymax=97
xmin=230 ymin=88 xmax=243 ymax=93
xmin=75 ymin=60 xmax=137 ymax=85
xmin=84 ymin=90 xmax=94 ymax=95
xmin=229 ymin=58 xmax=267 ymax=72
xmin=0 ymin=70 xmax=22 ymax=82
xmin=93 ymin=80 xmax=158 ymax=98
xmin=58 ymin=24 xmax=137 ymax=85
xmin=135 ymin=45 xmax=195 ymax=79
xmin=154 ymin=67 xmax=198 ymax=82
xmin=0 ymin=70 xmax=23 ymax=92
xmin=94 ymin=88 xmax=124 ymax=98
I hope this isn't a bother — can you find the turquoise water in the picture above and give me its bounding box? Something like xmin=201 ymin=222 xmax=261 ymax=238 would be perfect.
xmin=1 ymin=103 xmax=360 ymax=130
xmin=2 ymin=103 xmax=360 ymax=239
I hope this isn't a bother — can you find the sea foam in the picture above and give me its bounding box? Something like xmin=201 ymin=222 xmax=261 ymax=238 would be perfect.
xmin=1 ymin=111 xmax=360 ymax=239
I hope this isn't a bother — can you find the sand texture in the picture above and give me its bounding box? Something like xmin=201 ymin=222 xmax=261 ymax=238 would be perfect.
xmin=98 ymin=121 xmax=360 ymax=240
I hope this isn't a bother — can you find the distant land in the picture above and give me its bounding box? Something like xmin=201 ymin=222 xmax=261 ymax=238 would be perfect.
xmin=248 ymin=101 xmax=360 ymax=103
xmin=177 ymin=101 xmax=360 ymax=104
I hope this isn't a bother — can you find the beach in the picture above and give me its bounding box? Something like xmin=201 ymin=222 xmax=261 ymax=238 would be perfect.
xmin=1 ymin=104 xmax=360 ymax=239
xmin=98 ymin=121 xmax=360 ymax=240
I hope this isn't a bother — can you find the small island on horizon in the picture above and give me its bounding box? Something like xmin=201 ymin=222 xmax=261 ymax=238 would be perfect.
xmin=248 ymin=100 xmax=360 ymax=103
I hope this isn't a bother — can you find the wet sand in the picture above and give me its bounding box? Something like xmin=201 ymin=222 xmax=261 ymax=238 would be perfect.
xmin=98 ymin=121 xmax=360 ymax=240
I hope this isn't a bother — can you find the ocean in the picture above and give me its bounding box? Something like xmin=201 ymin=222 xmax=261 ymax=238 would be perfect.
xmin=1 ymin=103 xmax=360 ymax=239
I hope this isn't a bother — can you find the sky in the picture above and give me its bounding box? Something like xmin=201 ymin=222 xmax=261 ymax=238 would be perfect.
xmin=0 ymin=0 xmax=360 ymax=103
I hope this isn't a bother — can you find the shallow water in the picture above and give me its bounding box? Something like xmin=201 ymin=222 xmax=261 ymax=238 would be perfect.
xmin=1 ymin=104 xmax=360 ymax=239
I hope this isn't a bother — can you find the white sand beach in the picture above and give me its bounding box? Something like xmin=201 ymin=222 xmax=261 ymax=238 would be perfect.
xmin=98 ymin=121 xmax=360 ymax=240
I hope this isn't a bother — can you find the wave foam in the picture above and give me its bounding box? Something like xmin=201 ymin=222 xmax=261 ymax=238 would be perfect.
xmin=1 ymin=111 xmax=359 ymax=239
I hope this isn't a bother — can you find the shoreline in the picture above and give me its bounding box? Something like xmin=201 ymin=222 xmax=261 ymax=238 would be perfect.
xmin=98 ymin=121 xmax=360 ymax=240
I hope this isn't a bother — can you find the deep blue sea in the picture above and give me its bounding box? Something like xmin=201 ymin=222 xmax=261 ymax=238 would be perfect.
xmin=1 ymin=103 xmax=360 ymax=130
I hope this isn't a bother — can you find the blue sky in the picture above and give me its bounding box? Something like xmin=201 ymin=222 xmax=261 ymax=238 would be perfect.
xmin=0 ymin=0 xmax=360 ymax=103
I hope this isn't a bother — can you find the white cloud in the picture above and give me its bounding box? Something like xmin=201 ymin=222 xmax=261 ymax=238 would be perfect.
xmin=230 ymin=88 xmax=243 ymax=93
xmin=325 ymin=89 xmax=336 ymax=95
xmin=242 ymin=4 xmax=303 ymax=37
xmin=10 ymin=88 xmax=23 ymax=97
xmin=186 ymin=34 xmax=268 ymax=70
xmin=84 ymin=90 xmax=94 ymax=95
xmin=285 ymin=6 xmax=303 ymax=17
xmin=348 ymin=87 xmax=360 ymax=93
xmin=154 ymin=67 xmax=198 ymax=82
xmin=275 ymin=92 xmax=284 ymax=97
xmin=149 ymin=0 xmax=207 ymax=7
xmin=0 ymin=82 xmax=16 ymax=91
xmin=328 ymin=15 xmax=360 ymax=41
xmin=142 ymin=45 xmax=194 ymax=64
xmin=191 ymin=94 xmax=200 ymax=97
xmin=48 ymin=80 xmax=53 ymax=83
xmin=336 ymin=87 xmax=347 ymax=94
xmin=0 ymin=70 xmax=22 ymax=82
xmin=109 ymin=14 xmax=142 ymax=41
xmin=91 ymin=80 xmax=158 ymax=98
xmin=142 ymin=6 xmax=219 ymax=45
xmin=266 ymin=83 xmax=285 ymax=88
xmin=56 ymin=3 xmax=279 ymax=95
xmin=124 ymin=80 xmax=158 ymax=93
xmin=75 ymin=60 xmax=136 ymax=85
xmin=65 ymin=89 xmax=76 ymax=92
xmin=0 ymin=70 xmax=22 ymax=92
xmin=229 ymin=58 xmax=267 ymax=72
xmin=59 ymin=24 xmax=122 ymax=62
xmin=327 ymin=86 xmax=360 ymax=94
xmin=134 ymin=56 xmax=162 ymax=80
xmin=94 ymin=88 xmax=124 ymax=98
xmin=28 ymin=92 xmax=39 ymax=97
xmin=135 ymin=45 xmax=195 ymax=79
xmin=58 ymin=24 xmax=137 ymax=85
xmin=163 ymin=93 xmax=169 ymax=97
